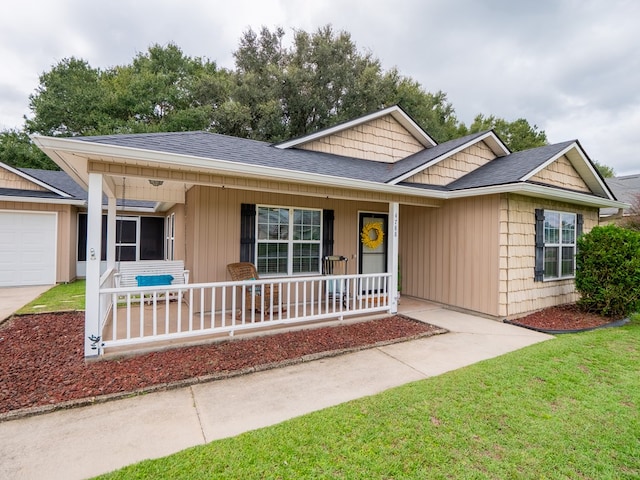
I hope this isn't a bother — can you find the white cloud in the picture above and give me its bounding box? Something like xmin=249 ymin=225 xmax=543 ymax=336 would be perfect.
xmin=0 ymin=0 xmax=638 ymax=174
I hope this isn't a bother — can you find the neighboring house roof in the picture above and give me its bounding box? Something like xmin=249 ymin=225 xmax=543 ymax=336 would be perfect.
xmin=601 ymin=174 xmax=640 ymax=216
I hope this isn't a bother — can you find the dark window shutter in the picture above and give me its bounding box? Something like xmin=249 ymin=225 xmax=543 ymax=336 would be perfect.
xmin=322 ymin=209 xmax=335 ymax=257
xmin=576 ymin=213 xmax=584 ymax=237
xmin=534 ymin=209 xmax=545 ymax=282
xmin=240 ymin=203 xmax=256 ymax=262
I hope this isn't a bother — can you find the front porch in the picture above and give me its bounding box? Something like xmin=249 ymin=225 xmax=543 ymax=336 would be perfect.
xmin=97 ymin=271 xmax=396 ymax=356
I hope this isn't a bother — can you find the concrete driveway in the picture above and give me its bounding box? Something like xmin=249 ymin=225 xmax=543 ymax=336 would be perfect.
xmin=0 ymin=285 xmax=53 ymax=322
xmin=0 ymin=300 xmax=552 ymax=480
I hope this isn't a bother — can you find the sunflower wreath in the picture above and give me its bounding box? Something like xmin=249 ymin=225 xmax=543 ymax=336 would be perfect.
xmin=361 ymin=221 xmax=385 ymax=249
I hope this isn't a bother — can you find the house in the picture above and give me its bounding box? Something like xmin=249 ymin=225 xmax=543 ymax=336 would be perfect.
xmin=0 ymin=163 xmax=163 ymax=286
xmin=600 ymin=174 xmax=640 ymax=224
xmin=29 ymin=105 xmax=624 ymax=358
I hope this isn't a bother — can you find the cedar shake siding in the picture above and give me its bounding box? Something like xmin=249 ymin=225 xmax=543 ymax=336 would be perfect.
xmin=298 ymin=115 xmax=424 ymax=163
xmin=498 ymin=194 xmax=598 ymax=318
xmin=405 ymin=141 xmax=497 ymax=186
xmin=529 ymin=155 xmax=591 ymax=192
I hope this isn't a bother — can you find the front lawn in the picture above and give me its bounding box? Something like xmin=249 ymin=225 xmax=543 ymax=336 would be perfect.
xmin=97 ymin=314 xmax=640 ymax=479
xmin=17 ymin=280 xmax=85 ymax=314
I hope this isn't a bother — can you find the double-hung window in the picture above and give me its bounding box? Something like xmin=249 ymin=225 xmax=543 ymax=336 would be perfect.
xmin=256 ymin=206 xmax=322 ymax=275
xmin=542 ymin=211 xmax=577 ymax=279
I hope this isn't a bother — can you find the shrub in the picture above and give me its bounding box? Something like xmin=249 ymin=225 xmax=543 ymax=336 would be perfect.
xmin=575 ymin=224 xmax=640 ymax=317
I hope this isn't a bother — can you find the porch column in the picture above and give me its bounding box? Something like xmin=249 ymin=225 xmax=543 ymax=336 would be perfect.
xmin=388 ymin=202 xmax=399 ymax=314
xmin=85 ymin=172 xmax=103 ymax=358
xmin=106 ymin=195 xmax=116 ymax=272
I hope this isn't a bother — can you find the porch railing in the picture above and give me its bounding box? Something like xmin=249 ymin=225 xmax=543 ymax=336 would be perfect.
xmin=98 ymin=272 xmax=393 ymax=352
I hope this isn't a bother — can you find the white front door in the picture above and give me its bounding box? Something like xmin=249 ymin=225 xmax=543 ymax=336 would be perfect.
xmin=358 ymin=213 xmax=388 ymax=277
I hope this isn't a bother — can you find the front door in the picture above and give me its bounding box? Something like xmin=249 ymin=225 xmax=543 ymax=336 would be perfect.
xmin=358 ymin=213 xmax=388 ymax=279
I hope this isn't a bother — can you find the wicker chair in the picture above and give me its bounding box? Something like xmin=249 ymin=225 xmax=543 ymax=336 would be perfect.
xmin=226 ymin=262 xmax=280 ymax=313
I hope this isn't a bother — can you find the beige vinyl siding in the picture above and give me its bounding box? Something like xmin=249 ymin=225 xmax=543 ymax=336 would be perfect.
xmin=298 ymin=115 xmax=424 ymax=163
xmin=498 ymin=194 xmax=599 ymax=318
xmin=0 ymin=201 xmax=76 ymax=283
xmin=405 ymin=141 xmax=496 ymax=185
xmin=185 ymin=185 xmax=390 ymax=284
xmin=399 ymin=195 xmax=501 ymax=317
xmin=529 ymin=156 xmax=591 ymax=192
xmin=0 ymin=169 xmax=47 ymax=191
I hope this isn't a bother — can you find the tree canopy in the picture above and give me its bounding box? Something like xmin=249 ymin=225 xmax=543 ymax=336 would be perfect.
xmin=1 ymin=24 xmax=602 ymax=172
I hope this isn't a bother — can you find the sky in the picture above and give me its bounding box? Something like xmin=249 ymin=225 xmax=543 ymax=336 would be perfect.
xmin=1 ymin=0 xmax=638 ymax=175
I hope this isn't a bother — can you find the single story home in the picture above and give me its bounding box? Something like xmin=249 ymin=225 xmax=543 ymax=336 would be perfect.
xmin=28 ymin=105 xmax=624 ymax=357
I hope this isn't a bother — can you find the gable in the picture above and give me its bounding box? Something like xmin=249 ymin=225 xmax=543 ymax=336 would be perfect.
xmin=404 ymin=140 xmax=497 ymax=186
xmin=529 ymin=155 xmax=591 ymax=193
xmin=0 ymin=166 xmax=47 ymax=192
xmin=297 ymin=114 xmax=425 ymax=163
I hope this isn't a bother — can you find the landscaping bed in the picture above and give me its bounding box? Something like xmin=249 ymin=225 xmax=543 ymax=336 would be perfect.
xmin=508 ymin=303 xmax=624 ymax=332
xmin=0 ymin=312 xmax=442 ymax=416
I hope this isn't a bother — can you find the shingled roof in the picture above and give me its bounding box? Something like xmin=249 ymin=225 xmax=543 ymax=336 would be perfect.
xmin=447 ymin=141 xmax=577 ymax=190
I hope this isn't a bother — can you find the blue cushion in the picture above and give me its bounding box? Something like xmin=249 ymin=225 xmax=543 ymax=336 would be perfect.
xmin=136 ymin=274 xmax=174 ymax=287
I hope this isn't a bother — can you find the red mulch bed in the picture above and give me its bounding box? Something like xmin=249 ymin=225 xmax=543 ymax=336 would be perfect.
xmin=0 ymin=312 xmax=440 ymax=415
xmin=510 ymin=304 xmax=618 ymax=331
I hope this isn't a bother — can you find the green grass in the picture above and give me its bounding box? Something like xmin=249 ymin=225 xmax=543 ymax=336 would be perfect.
xmin=97 ymin=315 xmax=640 ymax=479
xmin=17 ymin=280 xmax=85 ymax=314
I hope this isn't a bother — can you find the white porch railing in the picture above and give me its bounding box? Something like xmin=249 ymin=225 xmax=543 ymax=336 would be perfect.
xmin=98 ymin=273 xmax=393 ymax=353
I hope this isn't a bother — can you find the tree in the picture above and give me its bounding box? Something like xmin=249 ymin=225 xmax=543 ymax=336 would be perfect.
xmin=0 ymin=130 xmax=56 ymax=170
xmin=26 ymin=57 xmax=106 ymax=136
xmin=465 ymin=114 xmax=548 ymax=152
xmin=592 ymin=160 xmax=615 ymax=178
xmin=20 ymin=26 xmax=556 ymax=166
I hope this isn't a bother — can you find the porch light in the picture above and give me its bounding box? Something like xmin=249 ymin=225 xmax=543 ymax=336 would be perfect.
xmin=148 ymin=179 xmax=164 ymax=187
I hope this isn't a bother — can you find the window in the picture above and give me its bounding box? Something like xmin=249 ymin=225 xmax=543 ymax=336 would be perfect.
xmin=536 ymin=210 xmax=578 ymax=280
xmin=77 ymin=214 xmax=164 ymax=262
xmin=256 ymin=206 xmax=322 ymax=275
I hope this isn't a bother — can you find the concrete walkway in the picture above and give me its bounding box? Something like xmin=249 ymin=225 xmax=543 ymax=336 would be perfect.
xmin=0 ymin=285 xmax=53 ymax=322
xmin=0 ymin=301 xmax=552 ymax=480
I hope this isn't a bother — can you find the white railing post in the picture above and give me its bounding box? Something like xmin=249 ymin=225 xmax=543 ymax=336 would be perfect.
xmin=388 ymin=202 xmax=399 ymax=314
xmin=85 ymin=172 xmax=103 ymax=358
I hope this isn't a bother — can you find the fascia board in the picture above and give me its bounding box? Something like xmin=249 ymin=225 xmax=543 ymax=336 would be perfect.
xmin=33 ymin=135 xmax=627 ymax=210
xmin=0 ymin=161 xmax=72 ymax=198
xmin=31 ymin=135 xmax=451 ymax=200
xmin=0 ymin=195 xmax=85 ymax=206
xmin=445 ymin=182 xmax=629 ymax=209
xmin=389 ymin=131 xmax=504 ymax=185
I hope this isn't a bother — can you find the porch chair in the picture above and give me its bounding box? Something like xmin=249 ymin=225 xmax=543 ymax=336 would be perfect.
xmin=226 ymin=262 xmax=280 ymax=313
xmin=322 ymin=255 xmax=348 ymax=307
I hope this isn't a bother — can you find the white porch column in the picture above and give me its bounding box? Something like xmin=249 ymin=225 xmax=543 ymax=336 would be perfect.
xmin=85 ymin=173 xmax=103 ymax=358
xmin=388 ymin=202 xmax=399 ymax=314
xmin=106 ymin=195 xmax=116 ymax=271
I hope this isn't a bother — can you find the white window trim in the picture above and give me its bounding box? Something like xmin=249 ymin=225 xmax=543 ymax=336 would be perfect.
xmin=116 ymin=216 xmax=140 ymax=261
xmin=165 ymin=213 xmax=175 ymax=261
xmin=255 ymin=204 xmax=323 ymax=276
xmin=543 ymin=210 xmax=577 ymax=281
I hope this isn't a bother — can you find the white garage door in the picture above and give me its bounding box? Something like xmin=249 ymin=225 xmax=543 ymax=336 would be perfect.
xmin=0 ymin=211 xmax=57 ymax=287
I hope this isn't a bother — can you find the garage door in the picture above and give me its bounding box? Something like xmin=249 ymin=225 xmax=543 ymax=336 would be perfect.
xmin=0 ymin=211 xmax=57 ymax=287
